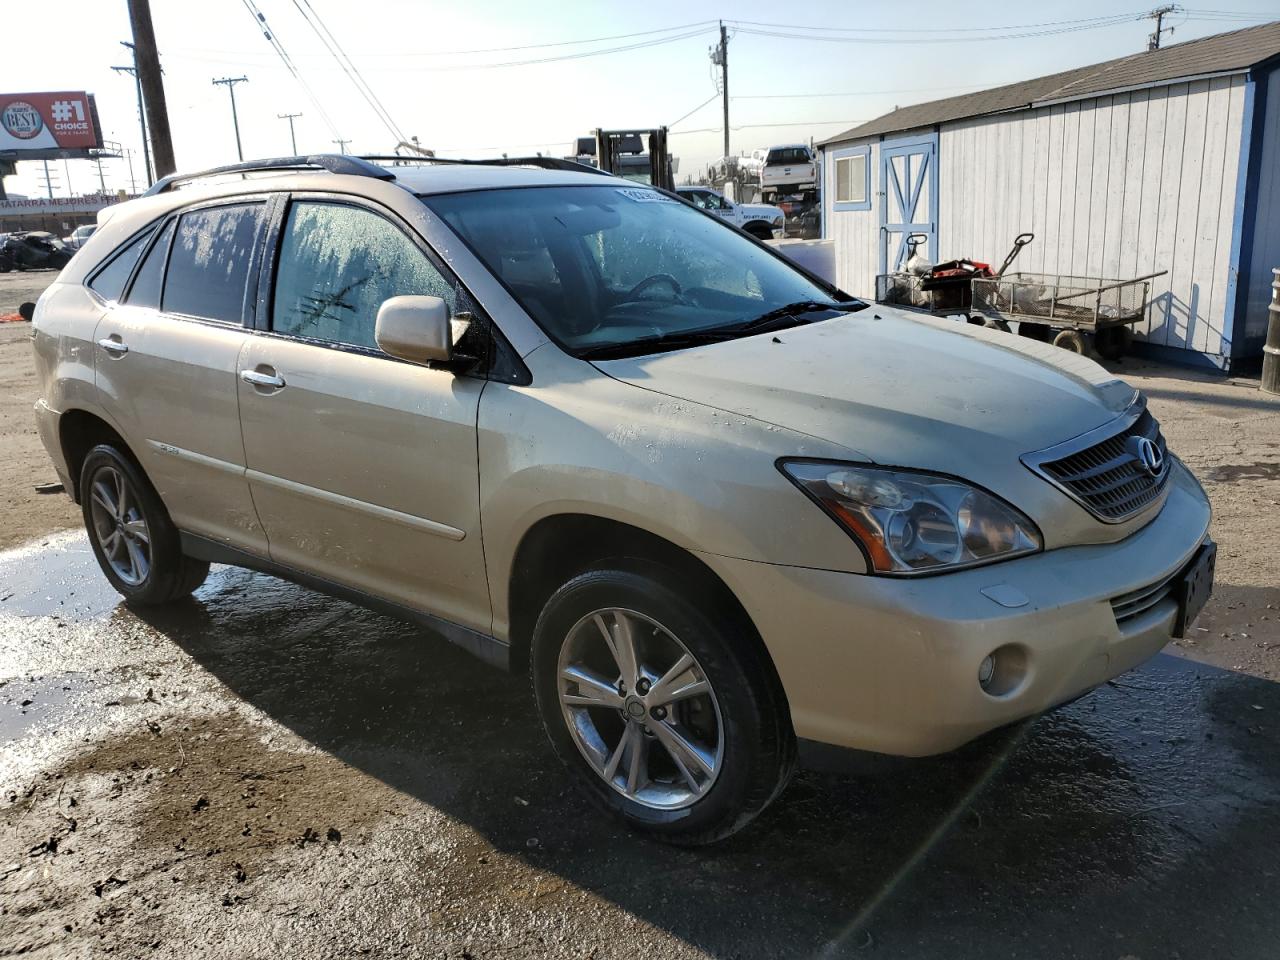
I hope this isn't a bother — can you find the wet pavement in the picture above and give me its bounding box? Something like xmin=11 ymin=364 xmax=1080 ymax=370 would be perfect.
xmin=2 ymin=533 xmax=1280 ymax=959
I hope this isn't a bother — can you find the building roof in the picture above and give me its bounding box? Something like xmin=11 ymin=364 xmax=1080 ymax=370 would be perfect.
xmin=820 ymin=20 xmax=1280 ymax=146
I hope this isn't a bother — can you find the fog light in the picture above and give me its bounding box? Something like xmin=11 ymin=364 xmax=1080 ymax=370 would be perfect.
xmin=978 ymin=655 xmax=996 ymax=689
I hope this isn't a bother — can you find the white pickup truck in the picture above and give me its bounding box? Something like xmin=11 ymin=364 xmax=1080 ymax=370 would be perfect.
xmin=675 ymin=186 xmax=785 ymax=240
xmin=760 ymin=144 xmax=818 ymax=204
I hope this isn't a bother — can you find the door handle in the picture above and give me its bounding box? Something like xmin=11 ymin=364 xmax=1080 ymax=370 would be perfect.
xmin=97 ymin=337 xmax=129 ymax=356
xmin=240 ymin=368 xmax=286 ymax=390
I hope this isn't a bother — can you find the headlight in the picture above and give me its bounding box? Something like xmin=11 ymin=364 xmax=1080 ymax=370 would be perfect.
xmin=779 ymin=461 xmax=1042 ymax=575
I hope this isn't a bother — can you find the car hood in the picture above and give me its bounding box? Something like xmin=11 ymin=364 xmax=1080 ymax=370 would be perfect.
xmin=595 ymin=308 xmax=1137 ymax=493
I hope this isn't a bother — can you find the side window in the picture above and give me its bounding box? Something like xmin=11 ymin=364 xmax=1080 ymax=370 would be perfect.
xmin=162 ymin=203 xmax=266 ymax=323
xmin=88 ymin=225 xmax=155 ymax=302
xmin=124 ymin=219 xmax=175 ymax=310
xmin=272 ymin=201 xmax=458 ymax=350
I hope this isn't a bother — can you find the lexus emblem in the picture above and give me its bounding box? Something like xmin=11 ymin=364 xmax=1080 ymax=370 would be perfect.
xmin=1135 ymin=437 xmax=1164 ymax=477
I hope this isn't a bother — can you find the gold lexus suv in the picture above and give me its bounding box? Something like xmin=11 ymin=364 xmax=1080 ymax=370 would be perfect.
xmin=31 ymin=155 xmax=1214 ymax=843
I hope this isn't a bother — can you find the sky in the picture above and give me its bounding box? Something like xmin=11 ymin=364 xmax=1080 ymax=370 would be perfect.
xmin=3 ymin=0 xmax=1277 ymax=198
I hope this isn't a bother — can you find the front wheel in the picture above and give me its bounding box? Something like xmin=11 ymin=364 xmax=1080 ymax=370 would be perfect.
xmin=531 ymin=567 xmax=795 ymax=845
xmin=81 ymin=445 xmax=210 ymax=605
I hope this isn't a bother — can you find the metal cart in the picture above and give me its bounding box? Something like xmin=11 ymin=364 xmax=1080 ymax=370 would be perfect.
xmin=969 ymin=270 xmax=1167 ymax=359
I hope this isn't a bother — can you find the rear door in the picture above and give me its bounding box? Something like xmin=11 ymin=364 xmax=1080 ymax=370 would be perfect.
xmin=93 ymin=198 xmax=272 ymax=554
xmin=236 ymin=195 xmax=490 ymax=631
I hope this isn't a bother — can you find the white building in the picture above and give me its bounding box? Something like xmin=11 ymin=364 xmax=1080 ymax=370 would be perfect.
xmin=818 ymin=22 xmax=1280 ymax=371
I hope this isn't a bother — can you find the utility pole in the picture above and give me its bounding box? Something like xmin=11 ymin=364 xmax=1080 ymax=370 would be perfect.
xmin=278 ymin=112 xmax=302 ymax=155
xmin=213 ymin=76 xmax=250 ymax=161
xmin=709 ymin=22 xmax=730 ymax=160
xmin=40 ymin=160 xmax=56 ymax=199
xmin=126 ymin=0 xmax=176 ymax=178
xmin=122 ymin=147 xmax=138 ymax=194
xmin=112 ymin=57 xmax=152 ymax=186
xmin=332 ymin=138 xmax=351 ymax=154
xmin=1146 ymin=5 xmax=1178 ymax=51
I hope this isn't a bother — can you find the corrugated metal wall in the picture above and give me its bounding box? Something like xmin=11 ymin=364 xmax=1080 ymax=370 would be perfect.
xmin=1243 ymin=67 xmax=1280 ymax=352
xmin=823 ymin=75 xmax=1251 ymax=362
xmin=823 ymin=139 xmax=881 ymax=299
xmin=938 ymin=76 xmax=1247 ymax=359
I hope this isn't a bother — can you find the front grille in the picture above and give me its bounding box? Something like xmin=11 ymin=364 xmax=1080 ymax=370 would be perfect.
xmin=1029 ymin=407 xmax=1171 ymax=522
xmin=1110 ymin=567 xmax=1180 ymax=626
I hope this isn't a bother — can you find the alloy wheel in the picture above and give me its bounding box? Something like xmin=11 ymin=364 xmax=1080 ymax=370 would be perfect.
xmin=87 ymin=465 xmax=152 ymax=586
xmin=557 ymin=607 xmax=724 ymax=810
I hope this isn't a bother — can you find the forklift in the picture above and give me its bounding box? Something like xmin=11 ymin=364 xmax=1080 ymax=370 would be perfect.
xmin=588 ymin=128 xmax=675 ymax=190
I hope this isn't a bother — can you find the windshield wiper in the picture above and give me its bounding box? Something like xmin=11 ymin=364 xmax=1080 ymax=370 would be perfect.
xmin=578 ymin=329 xmax=738 ymax=360
xmin=729 ymin=300 xmax=862 ymax=334
xmin=578 ymin=300 xmax=865 ymax=361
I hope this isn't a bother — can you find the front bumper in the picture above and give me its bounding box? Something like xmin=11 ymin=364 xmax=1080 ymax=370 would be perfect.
xmin=703 ymin=460 xmax=1212 ymax=756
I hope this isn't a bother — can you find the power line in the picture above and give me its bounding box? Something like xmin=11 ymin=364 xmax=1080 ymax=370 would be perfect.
xmin=729 ymin=16 xmax=1160 ymax=45
xmin=290 ymin=0 xmax=406 ymax=144
xmin=406 ymin=26 xmax=716 ymax=71
xmin=237 ymin=0 xmax=343 ymax=142
xmin=732 ymin=83 xmax=990 ymax=99
xmin=670 ymin=94 xmax=720 ymax=128
xmin=725 ymin=12 xmax=1149 ymax=34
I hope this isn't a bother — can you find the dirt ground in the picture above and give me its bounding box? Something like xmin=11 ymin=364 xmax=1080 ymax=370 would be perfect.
xmin=0 ymin=273 xmax=80 ymax=550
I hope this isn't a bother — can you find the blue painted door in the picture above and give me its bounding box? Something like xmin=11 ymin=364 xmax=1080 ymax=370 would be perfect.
xmin=879 ymin=135 xmax=939 ymax=275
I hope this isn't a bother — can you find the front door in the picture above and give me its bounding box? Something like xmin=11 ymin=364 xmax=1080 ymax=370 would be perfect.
xmin=236 ymin=197 xmax=490 ymax=632
xmin=879 ymin=135 xmax=939 ymax=275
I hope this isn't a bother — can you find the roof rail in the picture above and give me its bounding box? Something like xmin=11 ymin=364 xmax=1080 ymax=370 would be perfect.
xmin=143 ymin=155 xmax=395 ymax=196
xmin=358 ymin=154 xmax=613 ymax=177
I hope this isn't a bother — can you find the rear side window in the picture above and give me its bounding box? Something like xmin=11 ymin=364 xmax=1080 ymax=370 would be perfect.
xmin=271 ymin=201 xmax=458 ymax=350
xmin=124 ymin=220 xmax=175 ymax=310
xmin=162 ymin=203 xmax=266 ymax=324
xmin=766 ymin=147 xmax=810 ymax=165
xmin=88 ymin=226 xmax=155 ymax=302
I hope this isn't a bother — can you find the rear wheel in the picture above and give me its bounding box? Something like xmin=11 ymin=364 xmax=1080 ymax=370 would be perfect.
xmin=81 ymin=445 xmax=209 ymax=605
xmin=531 ymin=566 xmax=795 ymax=845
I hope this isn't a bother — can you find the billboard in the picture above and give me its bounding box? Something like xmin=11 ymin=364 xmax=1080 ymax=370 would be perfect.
xmin=0 ymin=92 xmax=103 ymax=158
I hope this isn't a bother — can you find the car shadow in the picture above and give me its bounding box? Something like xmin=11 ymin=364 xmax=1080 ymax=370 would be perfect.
xmin=129 ymin=565 xmax=1280 ymax=959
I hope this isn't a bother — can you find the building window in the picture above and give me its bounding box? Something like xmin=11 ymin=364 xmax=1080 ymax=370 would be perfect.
xmin=831 ymin=146 xmax=871 ymax=212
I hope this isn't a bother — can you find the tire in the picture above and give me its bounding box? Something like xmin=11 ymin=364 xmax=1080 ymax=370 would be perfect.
xmin=1052 ymin=328 xmax=1088 ymax=354
xmin=1017 ymin=321 xmax=1051 ymax=342
xmin=744 ymin=223 xmax=774 ymax=241
xmin=1093 ymin=325 xmax=1131 ymax=361
xmin=531 ymin=565 xmax=795 ymax=845
xmin=80 ymin=444 xmax=210 ymax=605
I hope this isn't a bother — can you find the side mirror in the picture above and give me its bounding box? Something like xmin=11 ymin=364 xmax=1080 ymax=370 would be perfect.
xmin=18 ymin=302 xmax=35 ymax=322
xmin=375 ymin=295 xmax=451 ymax=365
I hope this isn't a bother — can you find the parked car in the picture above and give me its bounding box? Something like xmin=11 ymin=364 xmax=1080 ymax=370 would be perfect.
xmin=0 ymin=231 xmax=73 ymax=272
xmin=760 ymin=144 xmax=817 ymax=204
xmin=675 ymin=185 xmax=784 ymax=239
xmin=31 ymin=156 xmax=1215 ymax=844
xmin=63 ymin=224 xmax=98 ymax=250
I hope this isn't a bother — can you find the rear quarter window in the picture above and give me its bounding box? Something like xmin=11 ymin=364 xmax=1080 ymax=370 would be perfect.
xmin=87 ymin=226 xmax=156 ymax=303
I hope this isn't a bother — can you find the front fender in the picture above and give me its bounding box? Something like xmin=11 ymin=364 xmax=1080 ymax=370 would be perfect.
xmin=477 ymin=348 xmax=871 ymax=638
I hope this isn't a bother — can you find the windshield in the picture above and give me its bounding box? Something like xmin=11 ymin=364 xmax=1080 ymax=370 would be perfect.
xmin=426 ymin=185 xmax=853 ymax=358
xmin=765 ymin=147 xmax=810 ymax=165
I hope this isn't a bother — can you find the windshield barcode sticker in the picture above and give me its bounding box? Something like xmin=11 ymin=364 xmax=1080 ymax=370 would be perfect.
xmin=616 ymin=188 xmax=675 ymax=203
